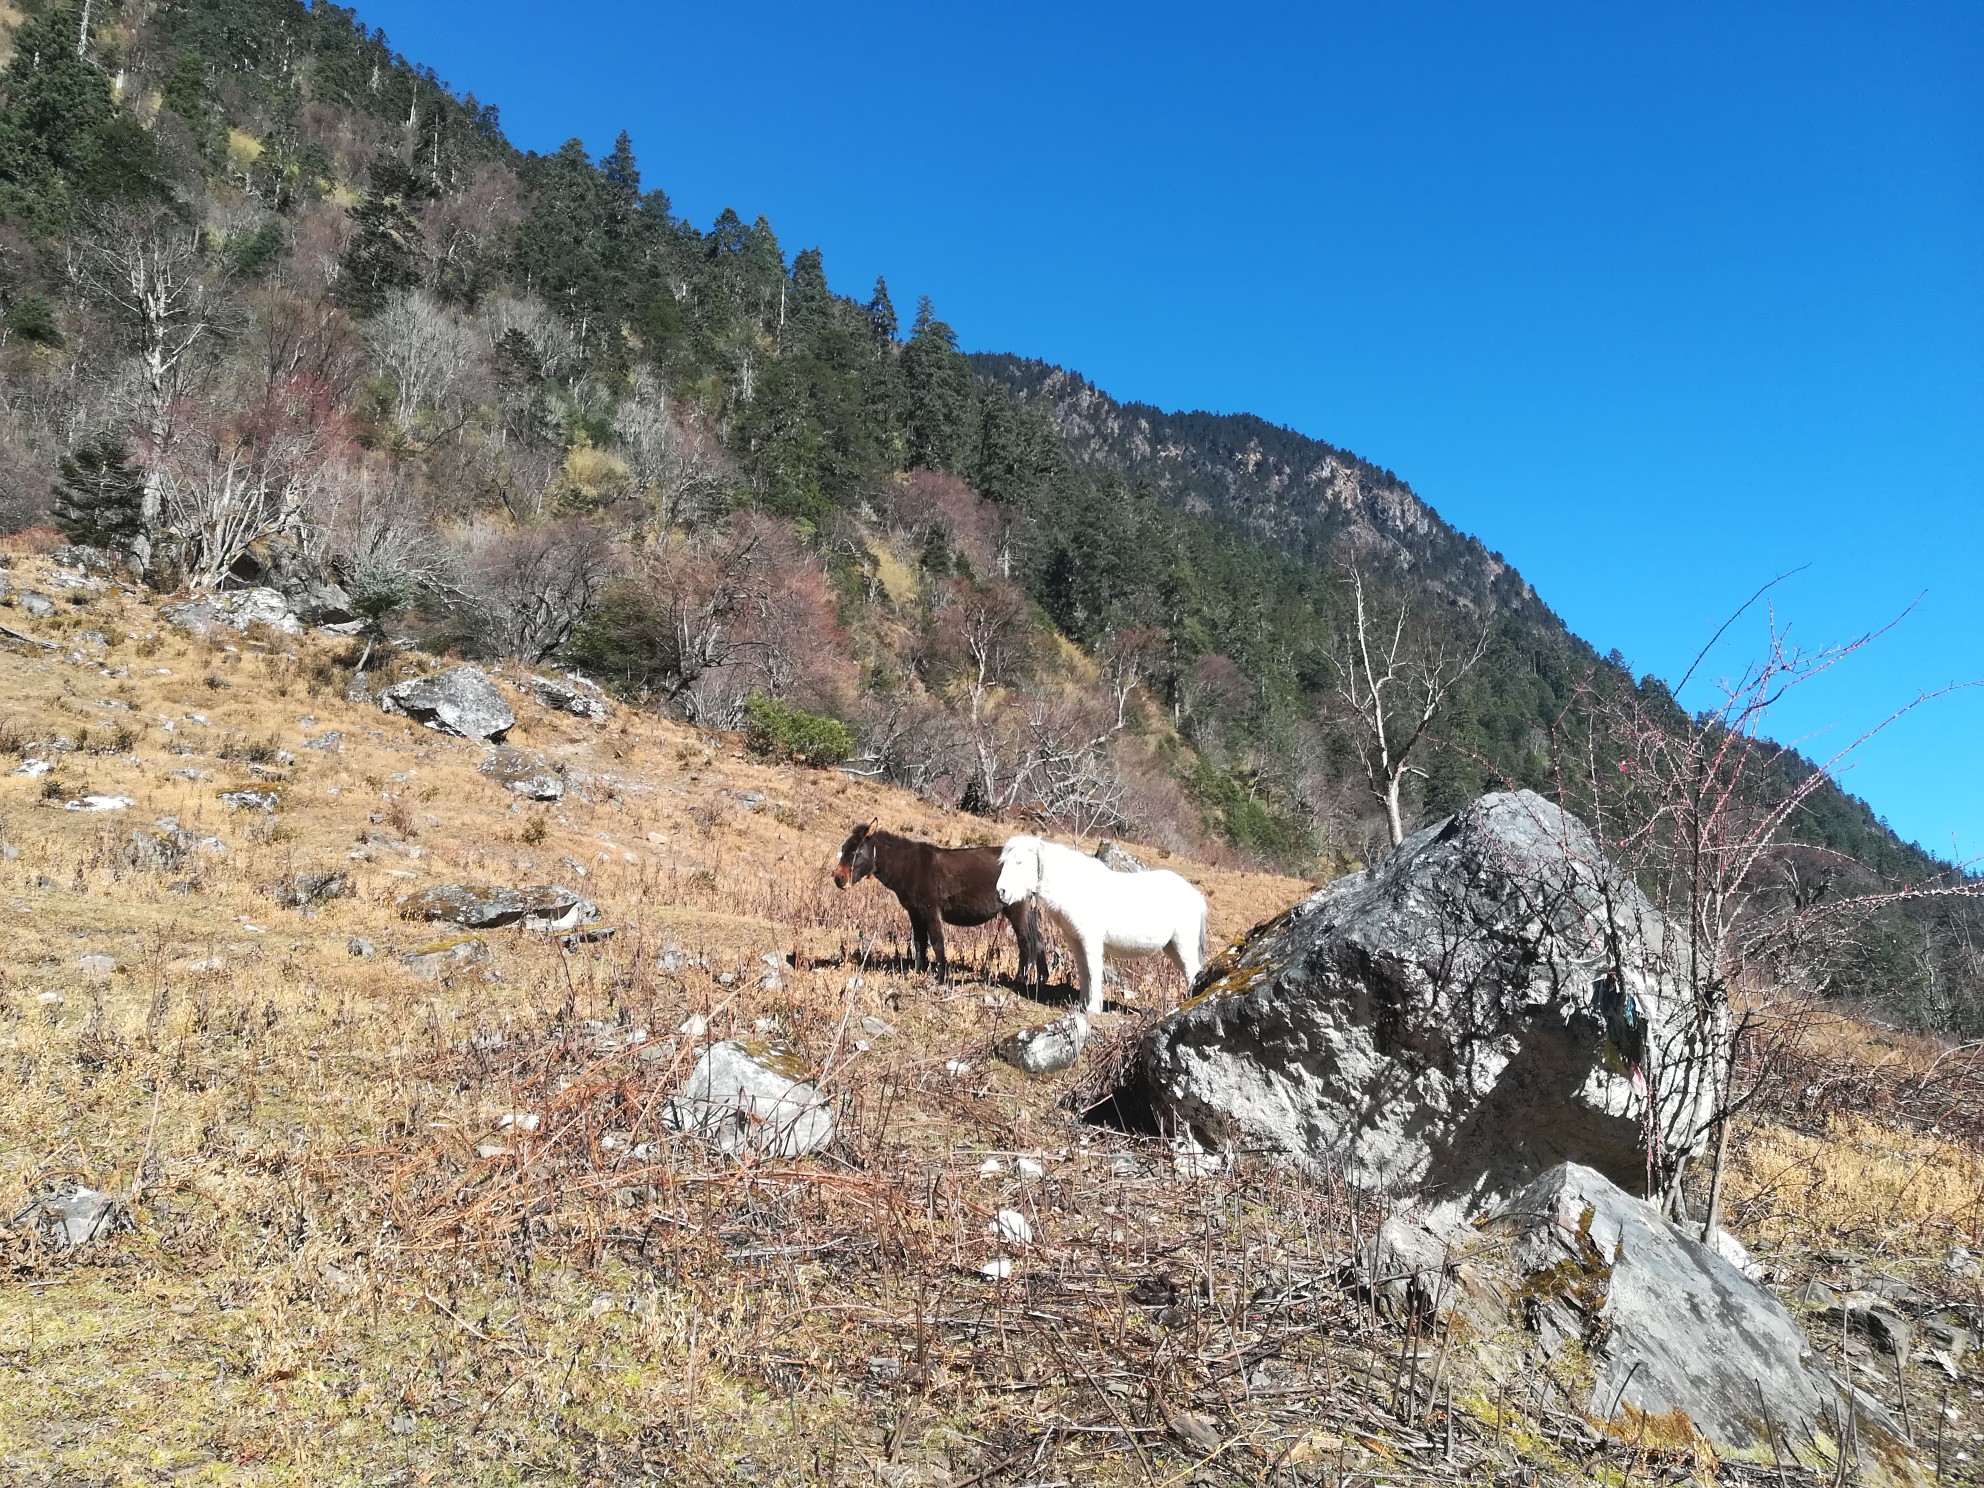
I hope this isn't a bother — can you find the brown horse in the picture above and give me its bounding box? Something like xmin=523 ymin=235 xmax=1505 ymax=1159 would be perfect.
xmin=834 ymin=822 xmax=1046 ymax=985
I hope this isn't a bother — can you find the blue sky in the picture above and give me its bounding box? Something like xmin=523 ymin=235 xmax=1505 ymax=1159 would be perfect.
xmin=349 ymin=0 xmax=1983 ymax=863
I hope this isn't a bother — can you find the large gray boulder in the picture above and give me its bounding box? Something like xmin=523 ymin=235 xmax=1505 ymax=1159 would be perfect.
xmin=1466 ymin=1164 xmax=1920 ymax=1482
xmin=665 ymin=1040 xmax=834 ymax=1159
xmin=379 ymin=666 xmax=514 ymax=742
xmin=1138 ymin=791 xmax=1725 ymax=1220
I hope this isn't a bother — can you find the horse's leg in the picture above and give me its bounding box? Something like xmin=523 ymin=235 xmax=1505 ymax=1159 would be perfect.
xmin=1080 ymin=926 xmax=1106 ymax=1016
xmin=909 ymin=911 xmax=930 ymax=974
xmin=1171 ymin=923 xmax=1204 ymax=987
xmin=930 ymin=918 xmax=951 ymax=984
xmin=1001 ymin=901 xmax=1032 ymax=991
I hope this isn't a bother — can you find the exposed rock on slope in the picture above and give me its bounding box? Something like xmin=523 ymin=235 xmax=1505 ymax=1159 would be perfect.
xmin=1468 ymin=1164 xmax=1922 ymax=1483
xmin=379 ymin=666 xmax=515 ymax=742
xmin=398 ymin=883 xmax=596 ymax=932
xmin=1137 ymin=790 xmax=1725 ymax=1220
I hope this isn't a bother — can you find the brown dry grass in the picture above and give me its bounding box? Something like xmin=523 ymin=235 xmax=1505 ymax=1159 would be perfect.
xmin=0 ymin=553 xmax=1978 ymax=1486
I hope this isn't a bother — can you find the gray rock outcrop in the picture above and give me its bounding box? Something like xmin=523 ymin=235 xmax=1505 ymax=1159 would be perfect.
xmin=664 ymin=1039 xmax=834 ymax=1158
xmin=397 ymin=882 xmax=596 ymax=932
xmin=1137 ymin=790 xmax=1726 ymax=1220
xmin=526 ymin=673 xmax=609 ymax=721
xmin=378 ymin=666 xmax=514 ymax=743
xmin=478 ymin=746 xmax=564 ymax=801
xmin=162 ymin=587 xmax=303 ymax=635
xmin=1467 ymin=1164 xmax=1920 ymax=1480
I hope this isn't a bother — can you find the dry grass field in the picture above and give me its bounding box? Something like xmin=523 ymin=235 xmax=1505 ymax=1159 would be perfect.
xmin=1 ymin=550 xmax=1982 ymax=1487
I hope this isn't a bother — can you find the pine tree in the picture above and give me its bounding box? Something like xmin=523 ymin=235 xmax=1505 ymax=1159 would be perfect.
xmin=0 ymin=10 xmax=162 ymax=232
xmin=902 ymin=295 xmax=976 ymax=473
xmin=337 ymin=155 xmax=429 ymax=314
xmin=866 ymin=275 xmax=898 ymax=349
xmin=54 ymin=433 xmax=145 ymax=552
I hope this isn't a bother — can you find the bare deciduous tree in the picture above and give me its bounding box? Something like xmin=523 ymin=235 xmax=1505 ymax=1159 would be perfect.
xmin=159 ymin=378 xmax=354 ymax=587
xmin=1329 ymin=568 xmax=1490 ymax=847
xmin=618 ymin=368 xmax=729 ymax=532
xmin=367 ymin=288 xmax=478 ymax=433
xmin=1556 ymin=579 xmax=1984 ymax=1232
xmin=447 ymin=516 xmax=616 ymax=661
xmin=70 ymin=207 xmax=214 ymax=569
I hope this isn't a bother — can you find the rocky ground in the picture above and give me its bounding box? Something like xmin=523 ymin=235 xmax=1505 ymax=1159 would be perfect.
xmin=1 ymin=543 xmax=1982 ymax=1486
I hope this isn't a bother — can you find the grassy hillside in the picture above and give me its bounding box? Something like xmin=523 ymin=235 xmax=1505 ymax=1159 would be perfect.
xmin=0 ymin=553 xmax=1982 ymax=1483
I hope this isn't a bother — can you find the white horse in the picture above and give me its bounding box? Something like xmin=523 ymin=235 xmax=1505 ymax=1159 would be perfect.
xmin=995 ymin=835 xmax=1209 ymax=1015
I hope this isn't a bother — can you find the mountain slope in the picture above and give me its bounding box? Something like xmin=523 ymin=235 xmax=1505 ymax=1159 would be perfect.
xmin=976 ymin=353 xmax=1544 ymax=620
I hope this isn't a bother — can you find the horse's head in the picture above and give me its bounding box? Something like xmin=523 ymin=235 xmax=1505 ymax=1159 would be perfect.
xmin=833 ymin=821 xmax=876 ymax=889
xmin=995 ymin=835 xmax=1042 ymax=906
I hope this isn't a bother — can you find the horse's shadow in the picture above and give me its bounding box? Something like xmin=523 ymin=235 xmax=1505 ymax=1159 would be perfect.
xmin=811 ymin=945 xmax=1093 ymax=1010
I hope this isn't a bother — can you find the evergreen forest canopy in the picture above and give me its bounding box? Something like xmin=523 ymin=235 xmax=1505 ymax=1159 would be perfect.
xmin=0 ymin=0 xmax=1977 ymax=1028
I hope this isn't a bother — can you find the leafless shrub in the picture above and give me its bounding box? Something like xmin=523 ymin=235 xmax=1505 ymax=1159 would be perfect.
xmin=442 ymin=515 xmax=617 ymax=661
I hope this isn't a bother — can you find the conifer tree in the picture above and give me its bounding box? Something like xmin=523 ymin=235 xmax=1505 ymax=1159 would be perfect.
xmin=866 ymin=275 xmax=898 ymax=349
xmin=54 ymin=433 xmax=145 ymax=552
xmin=902 ymin=295 xmax=976 ymax=473
xmin=337 ymin=156 xmax=429 ymax=314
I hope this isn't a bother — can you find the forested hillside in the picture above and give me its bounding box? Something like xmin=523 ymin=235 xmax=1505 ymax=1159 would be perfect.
xmin=0 ymin=0 xmax=1975 ymax=1026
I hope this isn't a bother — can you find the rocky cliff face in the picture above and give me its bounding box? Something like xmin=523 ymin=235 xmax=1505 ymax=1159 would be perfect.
xmin=973 ymin=354 xmax=1542 ymax=619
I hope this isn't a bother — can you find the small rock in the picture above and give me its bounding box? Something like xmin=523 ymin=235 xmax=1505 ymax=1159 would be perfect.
xmin=77 ymin=953 xmax=116 ymax=977
xmin=303 ymin=731 xmax=344 ymax=753
xmin=858 ymin=1015 xmax=893 ymax=1037
xmin=397 ymin=882 xmax=596 ymax=932
xmin=218 ymin=789 xmax=280 ymax=813
xmin=526 ymin=673 xmax=609 ymax=721
xmin=495 ymin=1112 xmax=541 ymax=1133
xmin=1015 ymin=1157 xmax=1046 ymax=1181
xmin=1167 ymin=1411 xmax=1223 ymax=1456
xmin=478 ymin=745 xmax=564 ymax=801
xmin=13 ymin=1182 xmax=127 ymax=1248
xmin=1948 ymin=1246 xmax=1981 ymax=1281
xmin=161 ymin=587 xmax=300 ymax=635
xmin=994 ymin=1013 xmax=1092 ymax=1076
xmin=347 ymin=937 xmax=375 ymax=957
xmin=18 ymin=592 xmax=53 ymax=619
xmin=64 ymin=794 xmax=133 ymax=812
xmin=678 ymin=1013 xmax=709 ymax=1038
xmin=986 ymin=1210 xmax=1033 ymax=1246
xmin=264 ymin=871 xmax=353 ymax=909
xmin=13 ymin=759 xmax=51 ymax=777
xmin=1819 ymin=1294 xmax=1915 ymax=1362
xmin=1094 ymin=840 xmax=1149 ymax=872
xmin=475 ymin=1143 xmax=512 ymax=1161
xmin=978 ymin=1257 xmax=1015 ymax=1281
xmin=979 ymin=1158 xmax=1005 ymax=1176
xmin=663 ymin=1039 xmax=834 ymax=1159
xmin=398 ymin=934 xmax=489 ymax=981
